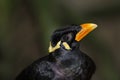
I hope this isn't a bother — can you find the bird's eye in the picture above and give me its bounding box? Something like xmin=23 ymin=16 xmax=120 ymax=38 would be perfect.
xmin=61 ymin=33 xmax=73 ymax=42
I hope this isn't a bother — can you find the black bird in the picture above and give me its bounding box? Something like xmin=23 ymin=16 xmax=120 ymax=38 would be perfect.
xmin=16 ymin=23 xmax=97 ymax=80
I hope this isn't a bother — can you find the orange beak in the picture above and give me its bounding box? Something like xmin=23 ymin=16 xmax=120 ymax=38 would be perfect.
xmin=75 ymin=23 xmax=97 ymax=41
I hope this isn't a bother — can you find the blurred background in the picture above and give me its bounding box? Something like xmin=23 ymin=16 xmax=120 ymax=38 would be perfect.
xmin=0 ymin=0 xmax=120 ymax=80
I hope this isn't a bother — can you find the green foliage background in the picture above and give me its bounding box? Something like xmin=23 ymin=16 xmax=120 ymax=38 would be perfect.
xmin=0 ymin=0 xmax=120 ymax=80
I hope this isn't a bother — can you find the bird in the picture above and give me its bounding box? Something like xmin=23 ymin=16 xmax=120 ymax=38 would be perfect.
xmin=16 ymin=23 xmax=97 ymax=80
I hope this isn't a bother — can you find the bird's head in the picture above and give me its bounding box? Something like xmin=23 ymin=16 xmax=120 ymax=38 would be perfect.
xmin=49 ymin=23 xmax=97 ymax=53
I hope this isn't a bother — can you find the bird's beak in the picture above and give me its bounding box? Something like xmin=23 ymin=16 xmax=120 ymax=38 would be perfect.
xmin=75 ymin=23 xmax=97 ymax=41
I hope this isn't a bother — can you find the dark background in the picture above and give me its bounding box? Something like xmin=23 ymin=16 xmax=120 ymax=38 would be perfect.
xmin=0 ymin=0 xmax=120 ymax=80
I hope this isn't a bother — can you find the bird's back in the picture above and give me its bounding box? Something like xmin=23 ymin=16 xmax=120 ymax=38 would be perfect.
xmin=16 ymin=56 xmax=55 ymax=80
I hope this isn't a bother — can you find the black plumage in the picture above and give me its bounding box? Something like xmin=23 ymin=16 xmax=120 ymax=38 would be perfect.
xmin=16 ymin=24 xmax=96 ymax=80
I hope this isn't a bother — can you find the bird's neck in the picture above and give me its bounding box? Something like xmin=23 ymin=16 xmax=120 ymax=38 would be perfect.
xmin=49 ymin=49 xmax=82 ymax=78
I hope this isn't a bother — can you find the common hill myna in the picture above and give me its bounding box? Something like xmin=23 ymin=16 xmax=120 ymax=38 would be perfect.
xmin=16 ymin=23 xmax=97 ymax=80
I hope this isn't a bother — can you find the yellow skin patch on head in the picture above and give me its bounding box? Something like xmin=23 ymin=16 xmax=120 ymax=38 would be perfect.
xmin=62 ymin=42 xmax=71 ymax=50
xmin=49 ymin=41 xmax=61 ymax=53
xmin=48 ymin=41 xmax=71 ymax=53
